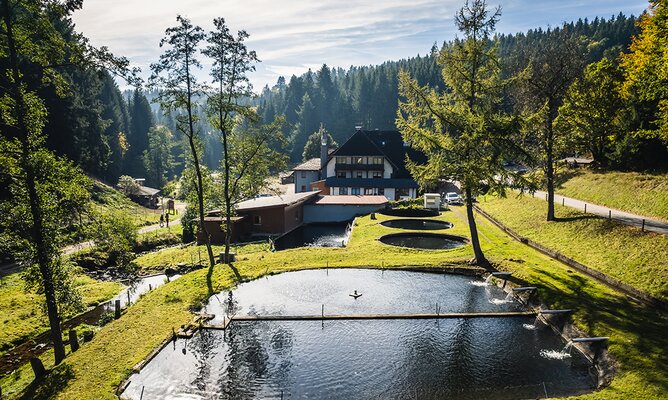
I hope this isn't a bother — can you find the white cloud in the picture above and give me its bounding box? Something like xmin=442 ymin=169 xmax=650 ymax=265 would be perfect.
xmin=72 ymin=0 xmax=648 ymax=91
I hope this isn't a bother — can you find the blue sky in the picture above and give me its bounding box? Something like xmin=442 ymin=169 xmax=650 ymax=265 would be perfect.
xmin=72 ymin=0 xmax=648 ymax=91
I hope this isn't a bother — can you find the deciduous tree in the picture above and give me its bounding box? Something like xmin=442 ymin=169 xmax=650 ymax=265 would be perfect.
xmin=150 ymin=15 xmax=217 ymax=292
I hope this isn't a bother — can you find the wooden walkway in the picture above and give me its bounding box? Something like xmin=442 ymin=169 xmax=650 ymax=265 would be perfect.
xmin=203 ymin=311 xmax=536 ymax=329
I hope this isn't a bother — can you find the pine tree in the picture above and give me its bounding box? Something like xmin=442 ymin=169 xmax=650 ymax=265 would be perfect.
xmin=397 ymin=0 xmax=527 ymax=266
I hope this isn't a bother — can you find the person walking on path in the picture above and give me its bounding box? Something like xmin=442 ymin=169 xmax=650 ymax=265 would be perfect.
xmin=165 ymin=212 xmax=170 ymax=227
xmin=159 ymin=214 xmax=164 ymax=228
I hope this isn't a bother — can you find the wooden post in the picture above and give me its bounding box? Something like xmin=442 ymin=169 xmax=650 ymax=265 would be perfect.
xmin=114 ymin=299 xmax=121 ymax=319
xmin=608 ymin=210 xmax=611 ymax=219
xmin=562 ymin=198 xmax=564 ymax=206
xmin=127 ymin=291 xmax=131 ymax=305
xmin=642 ymin=219 xmax=645 ymax=232
xmin=69 ymin=329 xmax=79 ymax=352
xmin=29 ymin=357 xmax=46 ymax=381
xmin=321 ymin=304 xmax=324 ymax=319
xmin=584 ymin=204 xmax=587 ymax=213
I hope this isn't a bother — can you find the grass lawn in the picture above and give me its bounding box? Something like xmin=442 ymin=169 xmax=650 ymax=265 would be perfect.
xmin=551 ymin=169 xmax=668 ymax=221
xmin=8 ymin=207 xmax=668 ymax=400
xmin=478 ymin=194 xmax=668 ymax=301
xmin=0 ymin=273 xmax=122 ymax=355
xmin=91 ymin=182 xmax=163 ymax=227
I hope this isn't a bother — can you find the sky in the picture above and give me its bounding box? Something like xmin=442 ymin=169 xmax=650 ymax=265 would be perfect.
xmin=71 ymin=0 xmax=649 ymax=92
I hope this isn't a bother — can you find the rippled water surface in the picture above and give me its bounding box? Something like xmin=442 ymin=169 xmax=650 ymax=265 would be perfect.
xmin=274 ymin=222 xmax=351 ymax=250
xmin=123 ymin=319 xmax=593 ymax=399
xmin=204 ymin=269 xmax=523 ymax=323
xmin=122 ymin=270 xmax=594 ymax=399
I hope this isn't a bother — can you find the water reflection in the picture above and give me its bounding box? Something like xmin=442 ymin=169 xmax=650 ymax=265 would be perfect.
xmin=204 ymin=269 xmax=522 ymax=323
xmin=123 ymin=319 xmax=594 ymax=399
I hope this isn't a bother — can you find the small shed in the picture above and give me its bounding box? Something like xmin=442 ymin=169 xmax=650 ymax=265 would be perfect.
xmin=423 ymin=193 xmax=441 ymax=210
xmin=131 ymin=185 xmax=161 ymax=208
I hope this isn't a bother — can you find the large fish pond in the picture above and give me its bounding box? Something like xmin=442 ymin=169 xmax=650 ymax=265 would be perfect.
xmin=122 ymin=269 xmax=594 ymax=399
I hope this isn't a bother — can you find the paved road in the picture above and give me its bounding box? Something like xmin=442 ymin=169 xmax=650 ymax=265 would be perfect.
xmin=533 ymin=191 xmax=668 ymax=235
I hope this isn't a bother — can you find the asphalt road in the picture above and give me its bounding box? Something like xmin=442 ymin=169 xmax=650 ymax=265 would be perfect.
xmin=533 ymin=191 xmax=668 ymax=235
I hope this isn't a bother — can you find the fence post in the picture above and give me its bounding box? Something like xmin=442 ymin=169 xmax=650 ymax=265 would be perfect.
xmin=584 ymin=204 xmax=587 ymax=213
xmin=562 ymin=198 xmax=565 ymax=206
xmin=608 ymin=210 xmax=611 ymax=219
xmin=642 ymin=219 xmax=645 ymax=232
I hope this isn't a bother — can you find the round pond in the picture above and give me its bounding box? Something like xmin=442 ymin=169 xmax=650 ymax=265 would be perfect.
xmin=381 ymin=218 xmax=453 ymax=230
xmin=379 ymin=232 xmax=467 ymax=250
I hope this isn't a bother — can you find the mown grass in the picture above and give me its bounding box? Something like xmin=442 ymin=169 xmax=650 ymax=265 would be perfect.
xmin=478 ymin=194 xmax=668 ymax=301
xmin=0 ymin=273 xmax=122 ymax=355
xmin=135 ymin=210 xmax=474 ymax=273
xmin=9 ymin=207 xmax=668 ymax=400
xmin=552 ymin=169 xmax=668 ymax=221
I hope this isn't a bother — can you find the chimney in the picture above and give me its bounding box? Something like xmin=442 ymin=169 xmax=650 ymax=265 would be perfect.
xmin=320 ymin=123 xmax=328 ymax=179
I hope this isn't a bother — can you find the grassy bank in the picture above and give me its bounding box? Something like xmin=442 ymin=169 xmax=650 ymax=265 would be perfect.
xmin=0 ymin=273 xmax=122 ymax=355
xmin=9 ymin=207 xmax=668 ymax=400
xmin=553 ymin=169 xmax=668 ymax=221
xmin=478 ymin=194 xmax=668 ymax=301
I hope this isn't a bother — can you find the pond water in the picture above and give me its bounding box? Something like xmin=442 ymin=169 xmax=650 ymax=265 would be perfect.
xmin=273 ymin=222 xmax=351 ymax=250
xmin=379 ymin=232 xmax=467 ymax=250
xmin=121 ymin=269 xmax=594 ymax=399
xmin=381 ymin=218 xmax=453 ymax=230
xmin=123 ymin=319 xmax=593 ymax=399
xmin=106 ymin=273 xmax=181 ymax=308
xmin=204 ymin=269 xmax=523 ymax=323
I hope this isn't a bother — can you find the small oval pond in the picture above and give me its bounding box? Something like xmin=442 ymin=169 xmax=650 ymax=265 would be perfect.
xmin=379 ymin=232 xmax=467 ymax=250
xmin=381 ymin=218 xmax=453 ymax=230
xmin=122 ymin=269 xmax=594 ymax=400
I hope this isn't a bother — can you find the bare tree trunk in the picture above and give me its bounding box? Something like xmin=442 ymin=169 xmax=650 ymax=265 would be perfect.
xmin=183 ymin=51 xmax=216 ymax=294
xmin=2 ymin=0 xmax=66 ymax=365
xmin=223 ymin=128 xmax=232 ymax=262
xmin=546 ymin=110 xmax=556 ymax=221
xmin=465 ymin=185 xmax=488 ymax=267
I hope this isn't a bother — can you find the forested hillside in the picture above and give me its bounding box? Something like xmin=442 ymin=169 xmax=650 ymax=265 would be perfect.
xmin=2 ymin=11 xmax=661 ymax=189
xmin=254 ymin=13 xmax=645 ymax=162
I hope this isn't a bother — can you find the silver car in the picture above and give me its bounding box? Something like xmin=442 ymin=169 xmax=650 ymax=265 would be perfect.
xmin=444 ymin=192 xmax=463 ymax=205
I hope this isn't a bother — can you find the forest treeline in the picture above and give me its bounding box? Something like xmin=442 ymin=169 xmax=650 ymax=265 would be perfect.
xmin=254 ymin=12 xmax=667 ymax=169
xmin=4 ymin=10 xmax=664 ymax=194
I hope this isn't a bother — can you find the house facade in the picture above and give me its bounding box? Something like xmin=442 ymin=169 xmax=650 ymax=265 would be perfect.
xmin=293 ymin=158 xmax=321 ymax=193
xmin=323 ymin=130 xmax=424 ymax=200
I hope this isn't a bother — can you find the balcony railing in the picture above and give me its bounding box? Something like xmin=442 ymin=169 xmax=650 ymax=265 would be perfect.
xmin=335 ymin=163 xmax=384 ymax=171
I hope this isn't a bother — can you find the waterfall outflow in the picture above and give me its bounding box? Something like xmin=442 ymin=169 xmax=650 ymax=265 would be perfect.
xmin=489 ymin=292 xmax=514 ymax=305
xmin=522 ymin=315 xmax=544 ymax=330
xmin=540 ymin=341 xmax=573 ymax=360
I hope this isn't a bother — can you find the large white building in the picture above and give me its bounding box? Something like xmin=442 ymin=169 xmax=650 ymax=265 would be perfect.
xmin=291 ymin=129 xmax=424 ymax=200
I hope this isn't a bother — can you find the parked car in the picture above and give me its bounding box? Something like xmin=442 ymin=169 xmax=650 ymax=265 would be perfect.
xmin=444 ymin=192 xmax=464 ymax=205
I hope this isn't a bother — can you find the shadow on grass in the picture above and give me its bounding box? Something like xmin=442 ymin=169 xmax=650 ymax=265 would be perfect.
xmin=18 ymin=364 xmax=74 ymax=400
xmin=553 ymin=215 xmax=599 ymax=223
xmin=534 ymin=268 xmax=668 ymax=393
xmin=226 ymin=262 xmax=242 ymax=282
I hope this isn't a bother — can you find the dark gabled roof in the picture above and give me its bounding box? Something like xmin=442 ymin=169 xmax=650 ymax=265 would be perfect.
xmin=331 ymin=130 xmax=426 ymax=179
xmin=325 ymin=177 xmax=419 ymax=189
